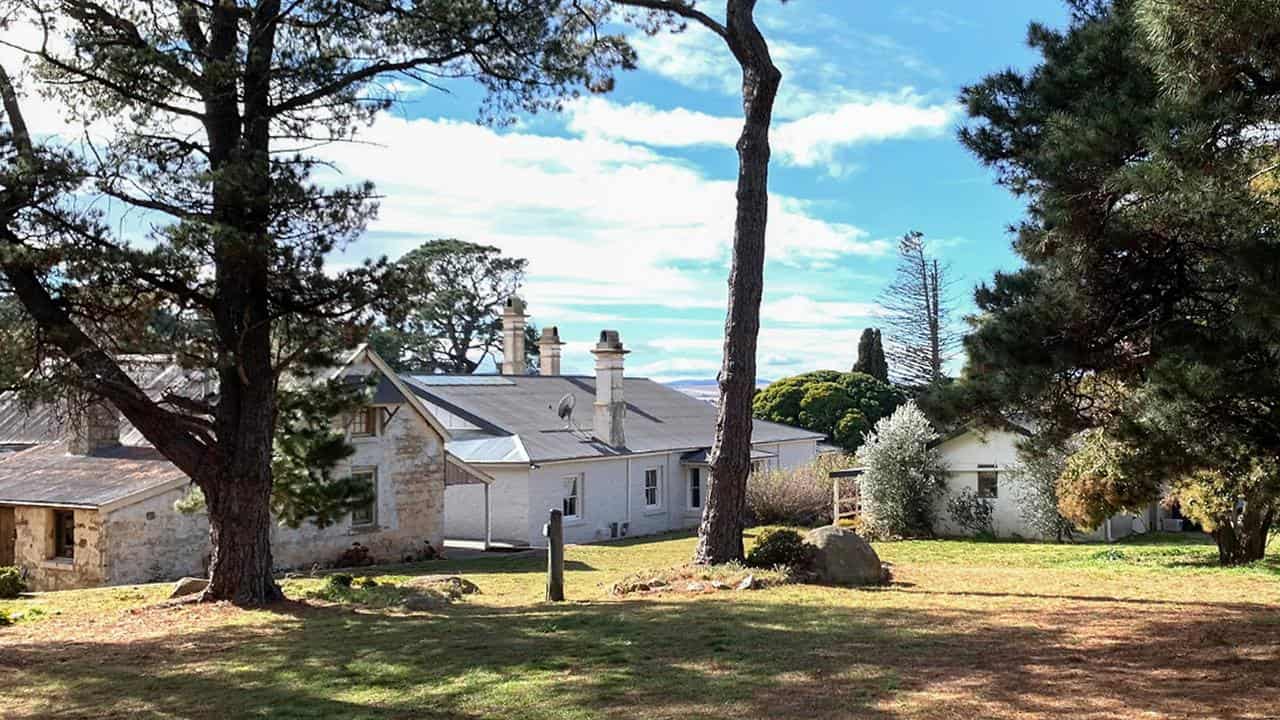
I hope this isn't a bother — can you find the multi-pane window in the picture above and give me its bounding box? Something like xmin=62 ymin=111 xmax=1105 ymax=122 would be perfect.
xmin=53 ymin=510 xmax=75 ymax=559
xmin=563 ymin=475 xmax=582 ymax=520
xmin=688 ymin=468 xmax=702 ymax=510
xmin=350 ymin=407 xmax=378 ymax=437
xmin=977 ymin=468 xmax=999 ymax=499
xmin=644 ymin=468 xmax=661 ymax=508
xmin=351 ymin=469 xmax=377 ymax=526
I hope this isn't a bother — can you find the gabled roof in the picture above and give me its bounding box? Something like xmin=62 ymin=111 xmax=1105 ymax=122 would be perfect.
xmin=930 ymin=417 xmax=1034 ymax=449
xmin=0 ymin=442 xmax=188 ymax=509
xmin=400 ymin=373 xmax=823 ymax=464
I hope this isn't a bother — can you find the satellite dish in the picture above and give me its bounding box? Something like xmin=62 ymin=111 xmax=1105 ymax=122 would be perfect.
xmin=556 ymin=393 xmax=576 ymax=425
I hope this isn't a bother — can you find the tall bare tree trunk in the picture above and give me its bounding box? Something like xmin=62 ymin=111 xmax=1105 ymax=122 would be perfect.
xmin=694 ymin=1 xmax=781 ymax=565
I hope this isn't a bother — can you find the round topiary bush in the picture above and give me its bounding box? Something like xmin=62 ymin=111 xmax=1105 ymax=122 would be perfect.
xmin=0 ymin=566 xmax=27 ymax=599
xmin=745 ymin=529 xmax=816 ymax=570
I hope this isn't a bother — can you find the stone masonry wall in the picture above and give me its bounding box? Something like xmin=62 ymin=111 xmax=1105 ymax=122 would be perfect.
xmin=13 ymin=506 xmax=106 ymax=591
xmin=104 ymin=487 xmax=210 ymax=585
xmin=270 ymin=399 xmax=446 ymax=570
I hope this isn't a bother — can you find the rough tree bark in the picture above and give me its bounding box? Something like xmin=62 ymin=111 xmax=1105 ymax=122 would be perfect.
xmin=1213 ymin=505 xmax=1274 ymax=565
xmin=614 ymin=0 xmax=781 ymax=564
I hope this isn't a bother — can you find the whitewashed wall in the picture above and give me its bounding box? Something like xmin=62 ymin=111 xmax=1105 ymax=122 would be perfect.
xmin=443 ymin=467 xmax=530 ymax=544
xmin=933 ymin=429 xmax=1029 ymax=538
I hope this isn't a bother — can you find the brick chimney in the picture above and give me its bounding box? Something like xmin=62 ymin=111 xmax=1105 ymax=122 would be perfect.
xmin=501 ymin=296 xmax=528 ymax=375
xmin=538 ymin=326 xmax=565 ymax=376
xmin=591 ymin=330 xmax=629 ymax=448
xmin=69 ymin=399 xmax=120 ymax=455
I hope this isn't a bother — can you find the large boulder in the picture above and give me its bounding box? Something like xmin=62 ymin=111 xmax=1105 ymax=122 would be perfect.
xmin=803 ymin=526 xmax=884 ymax=586
xmin=169 ymin=577 xmax=210 ymax=599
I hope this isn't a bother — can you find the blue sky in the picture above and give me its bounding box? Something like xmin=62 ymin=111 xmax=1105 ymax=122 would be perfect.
xmin=12 ymin=1 xmax=1070 ymax=382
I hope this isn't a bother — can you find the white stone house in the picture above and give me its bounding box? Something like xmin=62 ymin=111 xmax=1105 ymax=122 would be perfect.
xmin=928 ymin=421 xmax=1158 ymax=541
xmin=0 ymin=348 xmax=474 ymax=591
xmin=434 ymin=299 xmax=824 ymax=548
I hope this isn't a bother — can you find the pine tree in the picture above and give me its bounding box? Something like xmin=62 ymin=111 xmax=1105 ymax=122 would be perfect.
xmin=0 ymin=1 xmax=633 ymax=604
xmin=879 ymin=232 xmax=958 ymax=388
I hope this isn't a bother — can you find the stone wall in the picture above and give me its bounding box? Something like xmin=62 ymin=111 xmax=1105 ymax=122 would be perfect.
xmin=103 ymin=487 xmax=210 ymax=585
xmin=13 ymin=506 xmax=106 ymax=591
xmin=271 ymin=397 xmax=446 ymax=570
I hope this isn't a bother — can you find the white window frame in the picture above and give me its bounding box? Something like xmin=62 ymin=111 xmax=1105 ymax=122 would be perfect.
xmin=643 ymin=466 xmax=663 ymax=510
xmin=351 ymin=468 xmax=378 ymax=527
xmin=687 ymin=467 xmax=703 ymax=511
xmin=562 ymin=474 xmax=583 ymax=521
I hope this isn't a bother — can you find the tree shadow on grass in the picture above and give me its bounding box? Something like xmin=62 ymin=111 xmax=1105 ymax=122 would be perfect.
xmin=4 ymin=586 xmax=1280 ymax=720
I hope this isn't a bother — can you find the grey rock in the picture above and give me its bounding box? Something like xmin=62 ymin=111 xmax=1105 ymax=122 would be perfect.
xmin=169 ymin=577 xmax=209 ymax=599
xmin=403 ymin=575 xmax=480 ymax=599
xmin=685 ymin=581 xmax=706 ymax=592
xmin=803 ymin=526 xmax=884 ymax=586
xmin=735 ymin=574 xmax=758 ymax=591
xmin=710 ymin=580 xmax=729 ymax=590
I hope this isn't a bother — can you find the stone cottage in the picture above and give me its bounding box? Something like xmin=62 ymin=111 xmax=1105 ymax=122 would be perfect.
xmin=0 ymin=348 xmax=480 ymax=591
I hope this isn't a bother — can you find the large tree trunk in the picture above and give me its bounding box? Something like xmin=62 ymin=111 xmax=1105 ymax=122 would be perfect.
xmin=1212 ymin=506 xmax=1273 ymax=565
xmin=197 ymin=1 xmax=284 ymax=604
xmin=695 ymin=0 xmax=781 ymax=565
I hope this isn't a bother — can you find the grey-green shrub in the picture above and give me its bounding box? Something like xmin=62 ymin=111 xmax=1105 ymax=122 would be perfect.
xmin=0 ymin=567 xmax=25 ymax=599
xmin=855 ymin=402 xmax=948 ymax=538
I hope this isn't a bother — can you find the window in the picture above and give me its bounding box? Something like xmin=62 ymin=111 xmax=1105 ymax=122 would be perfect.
xmin=977 ymin=468 xmax=999 ymax=499
xmin=644 ymin=468 xmax=662 ymax=509
xmin=350 ymin=407 xmax=378 ymax=437
xmin=53 ymin=510 xmax=75 ymax=559
xmin=688 ymin=468 xmax=703 ymax=510
xmin=562 ymin=475 xmax=582 ymax=520
xmin=351 ymin=469 xmax=377 ymax=527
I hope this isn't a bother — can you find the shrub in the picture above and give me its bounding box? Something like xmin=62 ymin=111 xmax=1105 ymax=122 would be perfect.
xmin=745 ymin=528 xmax=816 ymax=570
xmin=327 ymin=573 xmax=355 ymax=589
xmin=1058 ymin=429 xmax=1161 ymax=529
xmin=855 ymin=402 xmax=948 ymax=538
xmin=746 ymin=454 xmax=850 ymax=526
xmin=946 ymin=488 xmax=994 ymax=536
xmin=336 ymin=542 xmax=375 ymax=567
xmin=0 ymin=566 xmax=26 ymax=599
xmin=1007 ymin=439 xmax=1079 ymax=542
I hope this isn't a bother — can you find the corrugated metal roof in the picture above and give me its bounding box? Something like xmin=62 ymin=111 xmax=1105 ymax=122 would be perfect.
xmin=403 ymin=374 xmax=822 ymax=464
xmin=0 ymin=358 xmax=213 ymax=448
xmin=0 ymin=442 xmax=187 ymax=508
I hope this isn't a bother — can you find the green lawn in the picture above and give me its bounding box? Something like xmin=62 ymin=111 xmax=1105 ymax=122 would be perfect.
xmin=3 ymin=531 xmax=1279 ymax=719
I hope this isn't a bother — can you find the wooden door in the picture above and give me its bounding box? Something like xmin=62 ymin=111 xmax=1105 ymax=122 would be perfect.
xmin=0 ymin=507 xmax=15 ymax=566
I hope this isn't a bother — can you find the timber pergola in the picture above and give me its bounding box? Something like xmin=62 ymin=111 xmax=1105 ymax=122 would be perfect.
xmin=829 ymin=466 xmax=866 ymax=526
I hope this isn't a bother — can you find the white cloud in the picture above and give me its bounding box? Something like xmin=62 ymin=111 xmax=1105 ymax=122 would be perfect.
xmin=317 ymin=114 xmax=888 ymax=315
xmin=761 ymin=296 xmax=884 ymax=325
xmin=564 ymin=93 xmax=957 ymax=174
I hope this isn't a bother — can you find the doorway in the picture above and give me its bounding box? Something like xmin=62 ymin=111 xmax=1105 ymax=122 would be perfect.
xmin=0 ymin=507 xmax=15 ymax=566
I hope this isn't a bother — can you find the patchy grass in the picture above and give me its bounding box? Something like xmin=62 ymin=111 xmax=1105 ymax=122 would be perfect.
xmin=3 ymin=530 xmax=1280 ymax=719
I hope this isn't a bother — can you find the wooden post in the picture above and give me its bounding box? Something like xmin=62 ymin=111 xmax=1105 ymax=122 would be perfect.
xmin=483 ymin=483 xmax=492 ymax=551
xmin=833 ymin=475 xmax=841 ymax=526
xmin=545 ymin=508 xmax=565 ymax=602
